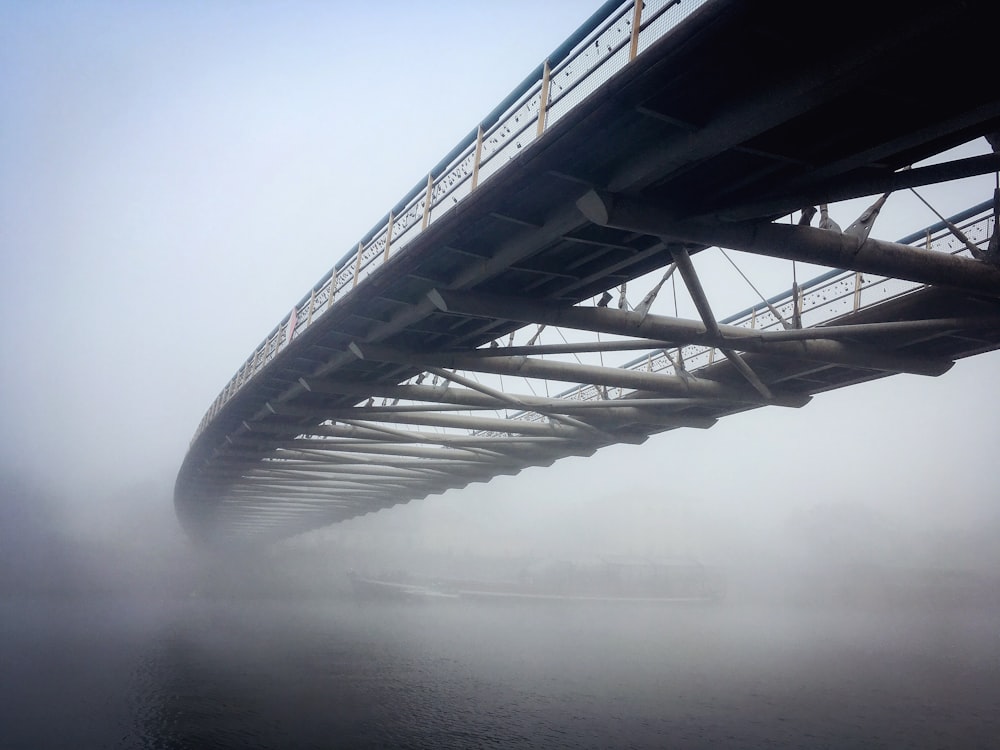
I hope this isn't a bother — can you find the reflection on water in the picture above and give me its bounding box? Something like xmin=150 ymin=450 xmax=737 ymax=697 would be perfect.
xmin=2 ymin=597 xmax=999 ymax=749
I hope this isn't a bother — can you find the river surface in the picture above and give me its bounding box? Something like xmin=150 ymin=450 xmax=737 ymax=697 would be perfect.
xmin=1 ymin=597 xmax=998 ymax=749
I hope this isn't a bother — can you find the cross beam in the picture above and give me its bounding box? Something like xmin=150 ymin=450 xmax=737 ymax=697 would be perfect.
xmin=349 ymin=341 xmax=812 ymax=407
xmin=429 ymin=289 xmax=954 ymax=376
xmin=577 ymin=190 xmax=1000 ymax=297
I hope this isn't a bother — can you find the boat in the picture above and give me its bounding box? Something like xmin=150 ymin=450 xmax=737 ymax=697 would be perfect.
xmin=347 ymin=570 xmax=460 ymax=600
xmin=348 ymin=557 xmax=724 ymax=603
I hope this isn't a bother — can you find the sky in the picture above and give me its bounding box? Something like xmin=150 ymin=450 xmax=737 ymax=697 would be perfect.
xmin=2 ymin=1 xmax=998 ymax=567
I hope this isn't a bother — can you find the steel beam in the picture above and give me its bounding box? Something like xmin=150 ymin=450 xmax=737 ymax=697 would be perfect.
xmin=750 ymin=317 xmax=1000 ymax=342
xmin=672 ymin=246 xmax=774 ymax=399
xmin=350 ymin=341 xmax=810 ymax=407
xmin=454 ymin=338 xmax=674 ymax=357
xmin=340 ymin=410 xmax=653 ymax=441
xmin=577 ymin=190 xmax=1000 ymax=298
xmin=221 ymin=500 xmax=352 ymax=516
xmin=326 ymin=418 xmax=509 ymax=459
xmin=301 ymin=377 xmax=724 ymax=414
xmin=248 ymin=465 xmax=455 ymax=481
xmin=258 ymin=407 xmax=595 ymax=441
xmin=312 ymin=404 xmax=715 ymax=431
xmin=430 ymin=289 xmax=953 ymax=376
xmin=231 ymin=476 xmax=406 ymax=490
xmin=337 ymin=410 xmax=598 ymax=439
xmin=261 ymin=441 xmax=529 ymax=468
xmin=711 ymin=153 xmax=1000 ymax=223
xmin=280 ymin=443 xmax=555 ymax=465
xmin=421 ymin=364 xmax=613 ymax=439
xmin=227 ymin=483 xmax=408 ymax=496
xmin=219 ymin=441 xmax=525 ymax=465
xmin=231 ymin=474 xmax=434 ymax=490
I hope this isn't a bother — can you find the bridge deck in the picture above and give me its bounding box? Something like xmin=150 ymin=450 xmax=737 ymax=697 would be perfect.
xmin=176 ymin=0 xmax=1000 ymax=543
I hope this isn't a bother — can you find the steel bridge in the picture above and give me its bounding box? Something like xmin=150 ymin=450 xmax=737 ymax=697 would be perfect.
xmin=176 ymin=0 xmax=1000 ymax=544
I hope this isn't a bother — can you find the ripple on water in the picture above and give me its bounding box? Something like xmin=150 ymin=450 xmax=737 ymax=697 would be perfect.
xmin=1 ymin=598 xmax=998 ymax=748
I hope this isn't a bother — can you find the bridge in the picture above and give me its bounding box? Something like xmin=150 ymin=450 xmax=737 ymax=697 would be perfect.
xmin=175 ymin=0 xmax=1000 ymax=544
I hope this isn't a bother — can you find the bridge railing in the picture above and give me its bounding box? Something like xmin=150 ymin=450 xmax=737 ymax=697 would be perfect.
xmin=192 ymin=0 xmax=709 ymax=443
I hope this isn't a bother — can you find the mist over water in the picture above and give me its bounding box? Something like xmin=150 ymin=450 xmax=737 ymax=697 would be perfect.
xmin=3 ymin=469 xmax=999 ymax=749
xmin=3 ymin=592 xmax=999 ymax=748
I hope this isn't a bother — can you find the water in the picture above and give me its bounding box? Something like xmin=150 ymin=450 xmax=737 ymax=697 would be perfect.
xmin=2 ymin=597 xmax=998 ymax=749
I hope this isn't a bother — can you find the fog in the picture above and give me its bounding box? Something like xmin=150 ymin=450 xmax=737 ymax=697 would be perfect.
xmin=2 ymin=2 xmax=999 ymax=747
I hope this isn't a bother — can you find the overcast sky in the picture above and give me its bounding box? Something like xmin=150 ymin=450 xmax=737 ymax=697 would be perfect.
xmin=2 ymin=1 xmax=998 ymax=559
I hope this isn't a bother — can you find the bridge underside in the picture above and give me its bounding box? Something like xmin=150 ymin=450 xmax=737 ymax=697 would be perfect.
xmin=176 ymin=0 xmax=1000 ymax=544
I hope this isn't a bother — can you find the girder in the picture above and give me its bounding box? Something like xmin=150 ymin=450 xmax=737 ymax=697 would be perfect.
xmin=429 ymin=289 xmax=955 ymax=376
xmin=349 ymin=341 xmax=812 ymax=407
xmin=315 ymin=401 xmax=713 ymax=430
xmin=578 ymin=190 xmax=1000 ymax=297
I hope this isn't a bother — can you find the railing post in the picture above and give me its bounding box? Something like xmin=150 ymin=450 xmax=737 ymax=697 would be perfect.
xmin=421 ymin=174 xmax=433 ymax=230
xmin=284 ymin=307 xmax=297 ymax=347
xmin=628 ymin=0 xmax=643 ymax=61
xmin=853 ymin=271 xmax=863 ymax=312
xmin=353 ymin=242 xmax=363 ymax=288
xmin=536 ymin=60 xmax=551 ymax=139
xmin=383 ymin=213 xmax=394 ymax=263
xmin=750 ymin=307 xmax=757 ymax=329
xmin=307 ymin=288 xmax=316 ymax=326
xmin=471 ymin=125 xmax=484 ymax=190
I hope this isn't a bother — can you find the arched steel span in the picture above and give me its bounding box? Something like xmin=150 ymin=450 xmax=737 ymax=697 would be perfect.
xmin=176 ymin=0 xmax=1000 ymax=544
